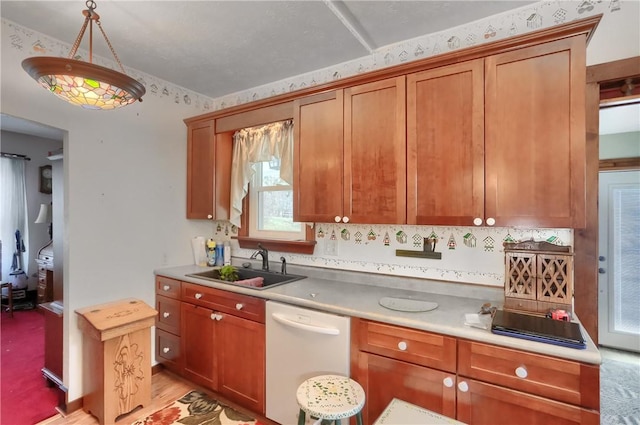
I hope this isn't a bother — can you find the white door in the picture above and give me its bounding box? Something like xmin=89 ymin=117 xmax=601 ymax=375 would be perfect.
xmin=598 ymin=170 xmax=640 ymax=352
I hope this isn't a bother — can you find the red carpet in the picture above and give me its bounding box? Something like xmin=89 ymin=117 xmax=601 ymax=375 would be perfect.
xmin=1 ymin=308 xmax=59 ymax=425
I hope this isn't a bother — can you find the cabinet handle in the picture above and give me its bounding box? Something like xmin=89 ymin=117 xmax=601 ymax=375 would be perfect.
xmin=457 ymin=381 xmax=469 ymax=392
xmin=473 ymin=217 xmax=483 ymax=226
xmin=334 ymin=216 xmax=341 ymax=223
xmin=235 ymin=303 xmax=244 ymax=311
xmin=486 ymin=217 xmax=496 ymax=226
xmin=162 ymin=347 xmax=170 ymax=354
xmin=163 ymin=285 xmax=170 ymax=291
xmin=443 ymin=377 xmax=454 ymax=388
xmin=397 ymin=341 xmax=407 ymax=351
xmin=207 ymin=214 xmax=213 ymax=219
xmin=195 ymin=293 xmax=203 ymax=299
xmin=515 ymin=366 xmax=528 ymax=379
xmin=216 ymin=314 xmax=223 ymax=321
xmin=342 ymin=216 xmax=349 ymax=223
xmin=163 ymin=312 xmax=170 ymax=318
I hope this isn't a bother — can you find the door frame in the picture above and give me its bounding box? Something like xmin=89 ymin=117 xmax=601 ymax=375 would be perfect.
xmin=575 ymin=56 xmax=640 ymax=344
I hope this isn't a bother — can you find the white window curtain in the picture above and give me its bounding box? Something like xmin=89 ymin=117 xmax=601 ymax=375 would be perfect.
xmin=0 ymin=157 xmax=30 ymax=279
xmin=230 ymin=120 xmax=293 ymax=227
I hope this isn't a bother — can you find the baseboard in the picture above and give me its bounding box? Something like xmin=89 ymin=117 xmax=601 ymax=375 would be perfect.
xmin=152 ymin=363 xmax=164 ymax=375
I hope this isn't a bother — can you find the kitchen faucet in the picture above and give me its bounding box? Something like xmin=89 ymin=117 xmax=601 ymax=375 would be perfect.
xmin=250 ymin=243 xmax=269 ymax=271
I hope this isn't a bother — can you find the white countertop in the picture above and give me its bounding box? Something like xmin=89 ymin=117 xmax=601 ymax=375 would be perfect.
xmin=155 ymin=261 xmax=601 ymax=365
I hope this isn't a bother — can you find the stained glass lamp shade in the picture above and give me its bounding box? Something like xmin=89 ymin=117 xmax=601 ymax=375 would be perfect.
xmin=21 ymin=1 xmax=145 ymax=110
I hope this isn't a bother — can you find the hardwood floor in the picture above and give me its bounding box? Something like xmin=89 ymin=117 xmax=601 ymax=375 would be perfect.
xmin=38 ymin=369 xmax=278 ymax=425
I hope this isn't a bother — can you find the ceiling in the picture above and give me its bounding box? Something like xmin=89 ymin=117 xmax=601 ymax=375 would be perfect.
xmin=1 ymin=0 xmax=535 ymax=99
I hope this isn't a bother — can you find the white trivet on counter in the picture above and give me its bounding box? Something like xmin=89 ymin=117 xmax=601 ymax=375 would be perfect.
xmin=379 ymin=297 xmax=438 ymax=312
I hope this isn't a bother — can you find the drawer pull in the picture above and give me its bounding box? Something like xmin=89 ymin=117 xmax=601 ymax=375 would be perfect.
xmin=457 ymin=381 xmax=469 ymax=392
xmin=163 ymin=285 xmax=170 ymax=291
xmin=210 ymin=313 xmax=222 ymax=321
xmin=443 ymin=377 xmax=454 ymax=388
xmin=486 ymin=217 xmax=496 ymax=226
xmin=162 ymin=347 xmax=170 ymax=354
xmin=397 ymin=341 xmax=407 ymax=351
xmin=515 ymin=366 xmax=528 ymax=379
xmin=334 ymin=216 xmax=341 ymax=223
xmin=473 ymin=217 xmax=483 ymax=226
xmin=195 ymin=293 xmax=203 ymax=299
xmin=235 ymin=303 xmax=244 ymax=311
xmin=163 ymin=312 xmax=170 ymax=318
xmin=207 ymin=214 xmax=213 ymax=219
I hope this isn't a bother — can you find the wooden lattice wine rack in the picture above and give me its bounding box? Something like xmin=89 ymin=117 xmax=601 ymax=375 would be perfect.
xmin=503 ymin=240 xmax=574 ymax=316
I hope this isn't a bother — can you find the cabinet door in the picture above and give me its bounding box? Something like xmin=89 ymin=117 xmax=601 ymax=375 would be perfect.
xmin=218 ymin=313 xmax=265 ymax=414
xmin=484 ymin=36 xmax=586 ymax=228
xmin=293 ymin=91 xmax=344 ymax=223
xmin=181 ymin=302 xmax=217 ymax=389
xmin=354 ymin=352 xmax=456 ymax=424
xmin=187 ymin=120 xmax=215 ymax=219
xmin=344 ymin=77 xmax=406 ymax=224
xmin=456 ymin=379 xmax=599 ymax=425
xmin=407 ymin=59 xmax=485 ymax=225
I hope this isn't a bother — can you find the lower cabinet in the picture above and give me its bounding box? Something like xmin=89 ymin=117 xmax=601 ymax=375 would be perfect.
xmin=155 ymin=276 xmax=266 ymax=415
xmin=354 ymin=352 xmax=456 ymax=423
xmin=456 ymin=379 xmax=599 ymax=425
xmin=351 ymin=318 xmax=600 ymax=425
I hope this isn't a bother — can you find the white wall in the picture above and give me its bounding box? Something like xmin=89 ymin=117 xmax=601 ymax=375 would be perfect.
xmin=1 ymin=0 xmax=638 ymax=405
xmin=1 ymin=131 xmax=62 ymax=288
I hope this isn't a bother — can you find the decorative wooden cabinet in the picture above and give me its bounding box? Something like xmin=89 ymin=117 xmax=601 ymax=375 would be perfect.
xmin=350 ymin=318 xmax=457 ymax=424
xmin=484 ymin=36 xmax=586 ymax=228
xmin=407 ymin=58 xmax=485 ymax=226
xmin=180 ymin=281 xmax=266 ymax=414
xmin=504 ymin=240 xmax=574 ymax=315
xmin=293 ymin=77 xmax=406 ymax=224
xmin=457 ymin=340 xmax=599 ymax=425
xmin=185 ymin=119 xmax=232 ymax=220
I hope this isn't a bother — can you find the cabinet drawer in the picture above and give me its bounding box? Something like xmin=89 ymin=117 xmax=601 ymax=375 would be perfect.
xmin=156 ymin=276 xmax=181 ymax=299
xmin=458 ymin=340 xmax=599 ymax=410
xmin=156 ymin=329 xmax=181 ymax=373
xmin=353 ymin=318 xmax=456 ymax=373
xmin=156 ymin=295 xmax=181 ymax=334
xmin=182 ymin=282 xmax=265 ymax=323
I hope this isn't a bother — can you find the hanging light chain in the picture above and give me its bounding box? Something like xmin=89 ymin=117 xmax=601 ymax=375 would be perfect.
xmin=66 ymin=0 xmax=127 ymax=74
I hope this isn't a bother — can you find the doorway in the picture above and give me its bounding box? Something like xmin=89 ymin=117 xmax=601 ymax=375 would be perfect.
xmin=598 ymin=169 xmax=640 ymax=352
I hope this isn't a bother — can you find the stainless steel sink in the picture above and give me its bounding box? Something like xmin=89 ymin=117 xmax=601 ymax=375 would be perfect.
xmin=187 ymin=268 xmax=306 ymax=290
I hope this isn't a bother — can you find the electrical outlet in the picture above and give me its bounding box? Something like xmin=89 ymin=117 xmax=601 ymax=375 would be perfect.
xmin=325 ymin=239 xmax=338 ymax=256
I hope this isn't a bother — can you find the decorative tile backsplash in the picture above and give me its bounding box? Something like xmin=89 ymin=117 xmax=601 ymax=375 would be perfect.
xmin=3 ymin=0 xmax=620 ymax=113
xmin=209 ymin=221 xmax=572 ymax=288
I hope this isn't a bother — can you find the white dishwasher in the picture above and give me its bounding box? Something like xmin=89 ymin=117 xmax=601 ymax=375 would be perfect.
xmin=266 ymin=300 xmax=351 ymax=425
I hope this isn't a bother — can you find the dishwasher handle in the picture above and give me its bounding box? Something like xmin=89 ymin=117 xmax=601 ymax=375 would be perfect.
xmin=271 ymin=312 xmax=340 ymax=335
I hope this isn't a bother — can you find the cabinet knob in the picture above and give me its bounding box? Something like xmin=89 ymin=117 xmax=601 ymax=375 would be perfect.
xmin=195 ymin=293 xmax=203 ymax=299
xmin=598 ymin=268 xmax=606 ymax=274
xmin=599 ymin=256 xmax=606 ymax=262
xmin=443 ymin=377 xmax=454 ymax=388
xmin=235 ymin=303 xmax=244 ymax=311
xmin=486 ymin=217 xmax=496 ymax=226
xmin=163 ymin=285 xmax=170 ymax=291
xmin=163 ymin=312 xmax=170 ymax=318
xmin=334 ymin=216 xmax=342 ymax=223
xmin=162 ymin=347 xmax=170 ymax=354
xmin=216 ymin=313 xmax=223 ymax=321
xmin=473 ymin=217 xmax=483 ymax=226
xmin=457 ymin=381 xmax=469 ymax=392
xmin=207 ymin=214 xmax=213 ymax=219
xmin=397 ymin=341 xmax=407 ymax=351
xmin=515 ymin=366 xmax=528 ymax=379
xmin=342 ymin=216 xmax=349 ymax=223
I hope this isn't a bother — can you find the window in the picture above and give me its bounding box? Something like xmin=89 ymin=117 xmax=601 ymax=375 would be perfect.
xmin=248 ymin=160 xmax=304 ymax=241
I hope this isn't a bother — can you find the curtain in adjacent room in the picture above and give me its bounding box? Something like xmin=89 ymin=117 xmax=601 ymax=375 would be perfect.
xmin=0 ymin=157 xmax=30 ymax=279
xmin=230 ymin=120 xmax=293 ymax=227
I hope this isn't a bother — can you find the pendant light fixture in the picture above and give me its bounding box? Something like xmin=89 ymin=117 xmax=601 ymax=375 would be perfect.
xmin=21 ymin=0 xmax=145 ymax=110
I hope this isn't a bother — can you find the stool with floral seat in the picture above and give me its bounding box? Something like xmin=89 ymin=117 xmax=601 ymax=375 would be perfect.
xmin=296 ymin=374 xmax=365 ymax=425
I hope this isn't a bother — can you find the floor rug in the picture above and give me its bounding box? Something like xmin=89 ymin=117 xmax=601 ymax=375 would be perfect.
xmin=0 ymin=309 xmax=59 ymax=425
xmin=600 ymin=356 xmax=640 ymax=425
xmin=131 ymin=390 xmax=263 ymax=425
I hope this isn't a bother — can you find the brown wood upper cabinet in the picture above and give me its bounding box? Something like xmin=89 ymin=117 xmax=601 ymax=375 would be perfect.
xmin=293 ymin=76 xmax=407 ymax=224
xmin=186 ymin=119 xmax=232 ymax=220
xmin=408 ymin=35 xmax=587 ymax=228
